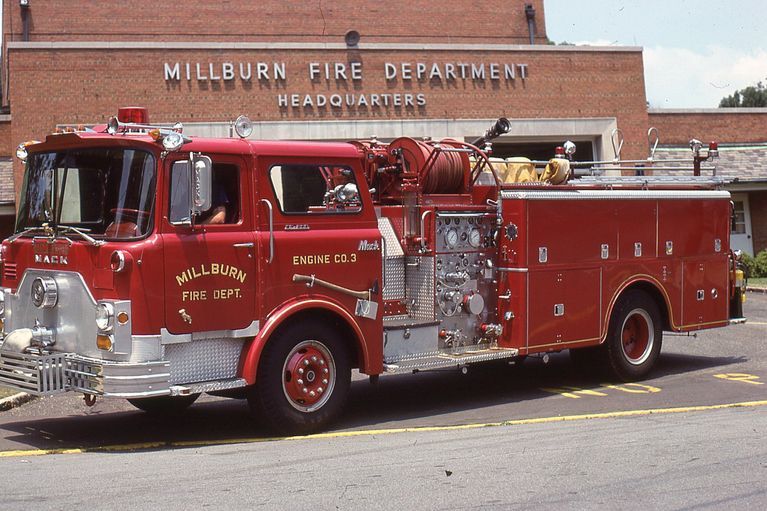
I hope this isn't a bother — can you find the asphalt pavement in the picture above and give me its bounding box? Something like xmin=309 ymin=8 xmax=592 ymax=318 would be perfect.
xmin=0 ymin=293 xmax=765 ymax=509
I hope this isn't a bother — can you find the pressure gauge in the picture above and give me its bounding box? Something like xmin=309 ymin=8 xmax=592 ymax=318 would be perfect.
xmin=468 ymin=228 xmax=482 ymax=248
xmin=445 ymin=228 xmax=459 ymax=249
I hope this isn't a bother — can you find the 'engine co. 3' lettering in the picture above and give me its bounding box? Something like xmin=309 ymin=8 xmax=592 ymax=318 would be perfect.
xmin=292 ymin=253 xmax=358 ymax=265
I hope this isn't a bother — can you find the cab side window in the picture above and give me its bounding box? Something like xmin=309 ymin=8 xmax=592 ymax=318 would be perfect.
xmin=269 ymin=165 xmax=361 ymax=214
xmin=170 ymin=162 xmax=240 ymax=224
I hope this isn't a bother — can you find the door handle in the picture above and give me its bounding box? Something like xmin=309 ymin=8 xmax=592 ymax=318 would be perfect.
xmin=233 ymin=242 xmax=255 ymax=248
xmin=259 ymin=198 xmax=274 ymax=263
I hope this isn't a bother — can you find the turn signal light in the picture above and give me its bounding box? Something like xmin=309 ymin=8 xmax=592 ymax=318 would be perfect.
xmin=97 ymin=334 xmax=113 ymax=351
xmin=117 ymin=312 xmax=129 ymax=325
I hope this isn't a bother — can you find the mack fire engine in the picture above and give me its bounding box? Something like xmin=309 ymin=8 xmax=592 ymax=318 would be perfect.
xmin=0 ymin=108 xmax=746 ymax=434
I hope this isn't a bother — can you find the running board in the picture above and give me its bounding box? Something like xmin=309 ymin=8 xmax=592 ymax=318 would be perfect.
xmin=170 ymin=377 xmax=248 ymax=396
xmin=383 ymin=347 xmax=519 ymax=373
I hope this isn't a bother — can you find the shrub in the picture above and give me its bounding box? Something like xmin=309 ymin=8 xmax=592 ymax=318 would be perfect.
xmin=741 ymin=252 xmax=757 ymax=279
xmin=755 ymin=249 xmax=767 ymax=278
xmin=742 ymin=249 xmax=767 ymax=279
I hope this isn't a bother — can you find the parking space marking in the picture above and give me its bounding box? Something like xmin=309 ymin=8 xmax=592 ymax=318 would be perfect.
xmin=540 ymin=386 xmax=608 ymax=399
xmin=542 ymin=383 xmax=661 ymax=399
xmin=601 ymin=383 xmax=662 ymax=394
xmin=714 ymin=373 xmax=763 ymax=385
xmin=1 ymin=400 xmax=767 ymax=458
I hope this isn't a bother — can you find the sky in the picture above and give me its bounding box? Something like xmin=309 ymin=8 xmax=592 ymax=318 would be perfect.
xmin=544 ymin=0 xmax=767 ymax=108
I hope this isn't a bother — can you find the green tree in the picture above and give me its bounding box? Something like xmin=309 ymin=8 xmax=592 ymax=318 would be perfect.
xmin=719 ymin=79 xmax=767 ymax=107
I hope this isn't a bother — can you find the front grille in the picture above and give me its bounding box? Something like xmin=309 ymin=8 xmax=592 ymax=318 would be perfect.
xmin=3 ymin=262 xmax=18 ymax=280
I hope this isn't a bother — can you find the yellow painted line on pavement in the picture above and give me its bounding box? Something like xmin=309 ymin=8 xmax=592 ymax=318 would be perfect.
xmin=747 ymin=321 xmax=767 ymax=326
xmin=2 ymin=399 xmax=767 ymax=458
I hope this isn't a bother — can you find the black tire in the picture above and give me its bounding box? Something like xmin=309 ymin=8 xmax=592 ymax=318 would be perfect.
xmin=128 ymin=394 xmax=200 ymax=415
xmin=604 ymin=290 xmax=663 ymax=381
xmin=248 ymin=321 xmax=351 ymax=435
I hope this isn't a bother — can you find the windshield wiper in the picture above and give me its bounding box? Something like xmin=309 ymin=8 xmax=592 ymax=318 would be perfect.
xmin=7 ymin=225 xmax=103 ymax=247
xmin=55 ymin=225 xmax=104 ymax=247
xmin=7 ymin=226 xmax=51 ymax=244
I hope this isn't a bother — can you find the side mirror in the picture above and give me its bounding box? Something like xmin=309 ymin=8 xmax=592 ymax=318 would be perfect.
xmin=189 ymin=152 xmax=212 ymax=215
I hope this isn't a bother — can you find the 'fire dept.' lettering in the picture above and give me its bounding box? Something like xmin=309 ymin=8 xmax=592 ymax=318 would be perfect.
xmin=175 ymin=263 xmax=247 ymax=287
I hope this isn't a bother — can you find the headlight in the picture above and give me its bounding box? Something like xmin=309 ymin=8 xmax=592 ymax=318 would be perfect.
xmin=31 ymin=277 xmax=58 ymax=308
xmin=96 ymin=302 xmax=115 ymax=332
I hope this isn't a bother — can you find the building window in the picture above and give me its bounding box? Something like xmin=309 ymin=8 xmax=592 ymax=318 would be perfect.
xmin=732 ymin=200 xmax=746 ymax=234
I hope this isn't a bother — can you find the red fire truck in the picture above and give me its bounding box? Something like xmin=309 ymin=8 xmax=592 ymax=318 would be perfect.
xmin=0 ymin=108 xmax=746 ymax=434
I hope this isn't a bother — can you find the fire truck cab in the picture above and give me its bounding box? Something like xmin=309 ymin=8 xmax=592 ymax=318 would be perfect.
xmin=0 ymin=108 xmax=746 ymax=434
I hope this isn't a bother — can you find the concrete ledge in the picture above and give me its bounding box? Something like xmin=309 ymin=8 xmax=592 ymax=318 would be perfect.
xmin=649 ymin=108 xmax=767 ymax=114
xmin=6 ymin=41 xmax=643 ymax=53
xmin=747 ymin=286 xmax=767 ymax=294
xmin=0 ymin=392 xmax=36 ymax=411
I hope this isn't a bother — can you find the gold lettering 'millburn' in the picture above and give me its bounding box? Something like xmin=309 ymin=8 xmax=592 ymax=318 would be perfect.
xmin=176 ymin=263 xmax=247 ymax=287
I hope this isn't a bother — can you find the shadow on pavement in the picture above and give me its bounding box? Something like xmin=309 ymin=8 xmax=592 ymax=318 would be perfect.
xmin=0 ymin=349 xmax=746 ymax=452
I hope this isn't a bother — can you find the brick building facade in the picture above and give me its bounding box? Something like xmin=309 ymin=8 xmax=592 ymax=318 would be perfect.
xmin=0 ymin=1 xmax=765 ymax=251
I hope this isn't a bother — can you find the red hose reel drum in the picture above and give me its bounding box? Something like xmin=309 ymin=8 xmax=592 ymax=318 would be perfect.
xmin=389 ymin=137 xmax=470 ymax=194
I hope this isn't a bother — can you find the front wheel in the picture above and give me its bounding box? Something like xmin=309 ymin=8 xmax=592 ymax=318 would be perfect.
xmin=248 ymin=321 xmax=351 ymax=435
xmin=604 ymin=290 xmax=663 ymax=381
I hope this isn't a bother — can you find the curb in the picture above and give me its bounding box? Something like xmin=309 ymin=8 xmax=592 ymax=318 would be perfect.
xmin=747 ymin=286 xmax=767 ymax=294
xmin=0 ymin=392 xmax=36 ymax=412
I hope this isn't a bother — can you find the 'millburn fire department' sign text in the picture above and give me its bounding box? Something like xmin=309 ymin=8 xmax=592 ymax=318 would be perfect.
xmin=163 ymin=60 xmax=529 ymax=111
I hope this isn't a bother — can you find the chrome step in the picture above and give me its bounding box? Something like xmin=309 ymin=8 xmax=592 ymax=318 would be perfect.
xmin=170 ymin=377 xmax=248 ymax=396
xmin=383 ymin=346 xmax=519 ymax=373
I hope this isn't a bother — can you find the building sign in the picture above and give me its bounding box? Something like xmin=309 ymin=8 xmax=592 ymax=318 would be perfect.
xmin=163 ymin=60 xmax=529 ymax=112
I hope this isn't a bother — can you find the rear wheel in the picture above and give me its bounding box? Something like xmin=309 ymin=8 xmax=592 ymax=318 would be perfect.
xmin=605 ymin=290 xmax=663 ymax=381
xmin=248 ymin=321 xmax=351 ymax=435
xmin=128 ymin=394 xmax=199 ymax=415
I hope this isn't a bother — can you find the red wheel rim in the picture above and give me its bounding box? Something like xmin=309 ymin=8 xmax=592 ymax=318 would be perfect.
xmin=282 ymin=340 xmax=335 ymax=413
xmin=621 ymin=309 xmax=654 ymax=365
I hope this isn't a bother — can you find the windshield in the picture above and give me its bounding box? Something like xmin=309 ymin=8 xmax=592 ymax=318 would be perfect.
xmin=16 ymin=148 xmax=157 ymax=240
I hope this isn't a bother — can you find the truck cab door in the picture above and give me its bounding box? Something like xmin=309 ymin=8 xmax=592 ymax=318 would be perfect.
xmin=255 ymin=158 xmax=382 ymax=323
xmin=161 ymin=154 xmax=257 ymax=335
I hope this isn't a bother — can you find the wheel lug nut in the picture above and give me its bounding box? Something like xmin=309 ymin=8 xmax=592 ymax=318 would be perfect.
xmin=323 ymin=368 xmax=329 ymax=374
xmin=303 ymin=360 xmax=310 ymax=366
xmin=311 ymin=356 xmax=318 ymax=362
xmin=309 ymin=391 xmax=316 ymax=397
xmin=319 ymin=360 xmax=325 ymax=366
xmin=303 ymin=387 xmax=308 ymax=394
xmin=317 ymin=387 xmax=323 ymax=394
xmin=297 ymin=379 xmax=304 ymax=385
xmin=322 ymin=379 xmax=328 ymax=385
xmin=298 ymin=368 xmax=304 ymax=375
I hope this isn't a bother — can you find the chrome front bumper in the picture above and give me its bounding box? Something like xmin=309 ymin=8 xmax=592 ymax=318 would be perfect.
xmin=0 ymin=350 xmax=170 ymax=398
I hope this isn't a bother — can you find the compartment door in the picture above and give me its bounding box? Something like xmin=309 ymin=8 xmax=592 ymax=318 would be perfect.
xmin=527 ymin=268 xmax=602 ymax=350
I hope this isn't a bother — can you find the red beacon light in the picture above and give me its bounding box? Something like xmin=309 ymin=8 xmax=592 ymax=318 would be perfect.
xmin=117 ymin=107 xmax=149 ymax=124
xmin=709 ymin=141 xmax=719 ymax=158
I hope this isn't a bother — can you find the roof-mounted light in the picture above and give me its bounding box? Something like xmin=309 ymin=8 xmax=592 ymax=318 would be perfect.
xmin=234 ymin=115 xmax=253 ymax=138
xmin=162 ymin=131 xmax=185 ymax=151
xmin=15 ymin=140 xmax=40 ymax=162
xmin=117 ymin=106 xmax=149 ymax=124
xmin=107 ymin=116 xmax=120 ymax=135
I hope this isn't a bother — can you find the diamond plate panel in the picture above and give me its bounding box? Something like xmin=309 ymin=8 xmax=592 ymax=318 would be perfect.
xmin=380 ymin=217 xmax=406 ymax=301
xmin=378 ymin=217 xmax=404 ymax=258
xmin=406 ymin=256 xmax=435 ymax=321
xmin=163 ymin=338 xmax=245 ymax=384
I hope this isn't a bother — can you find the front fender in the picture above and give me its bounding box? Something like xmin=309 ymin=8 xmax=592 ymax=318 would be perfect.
xmin=238 ymin=296 xmax=369 ymax=385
